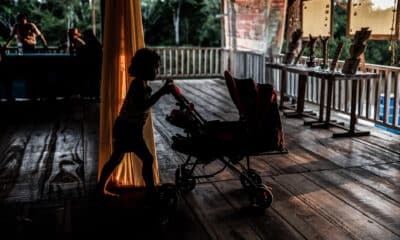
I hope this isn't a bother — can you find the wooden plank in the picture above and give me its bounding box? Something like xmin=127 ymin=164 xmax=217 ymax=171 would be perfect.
xmin=0 ymin=130 xmax=32 ymax=201
xmin=255 ymin=146 xmax=339 ymax=176
xmin=354 ymin=134 xmax=400 ymax=157
xmin=179 ymin=79 xmax=237 ymax=111
xmin=43 ymin=102 xmax=86 ymax=201
xmin=362 ymin=162 xmax=400 ymax=188
xmin=5 ymin=102 xmax=87 ymax=202
xmin=305 ymin=169 xmax=400 ymax=235
xmin=82 ymin=102 xmax=99 ymax=189
xmin=2 ymin=79 xmax=400 ymax=239
xmin=214 ymin=179 xmax=306 ymax=240
xmin=274 ymin=173 xmax=399 ymax=239
xmin=341 ymin=166 xmax=400 ymax=205
xmin=68 ymin=193 xmax=212 ymax=239
xmin=184 ymin=182 xmax=262 ymax=240
xmin=159 ymin=197 xmax=213 ymax=240
xmin=284 ymin=119 xmax=398 ymax=167
xmin=248 ymin=155 xmax=282 ymax=177
xmin=176 ymin=83 xmax=238 ymax=121
xmin=256 ymin=153 xmax=306 ymax=175
xmin=5 ymin=121 xmax=50 ymax=201
xmin=265 ymin=177 xmax=357 ymax=240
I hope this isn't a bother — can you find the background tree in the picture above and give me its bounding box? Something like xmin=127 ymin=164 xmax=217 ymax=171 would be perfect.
xmin=141 ymin=0 xmax=221 ymax=47
xmin=3 ymin=0 xmax=391 ymax=65
xmin=0 ymin=0 xmax=101 ymax=47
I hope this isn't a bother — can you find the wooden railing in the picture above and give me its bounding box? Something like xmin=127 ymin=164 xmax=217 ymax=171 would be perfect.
xmin=150 ymin=47 xmax=266 ymax=83
xmin=4 ymin=46 xmax=64 ymax=54
xmin=269 ymin=55 xmax=400 ymax=132
xmin=220 ymin=49 xmax=266 ymax=83
xmin=5 ymin=46 xmax=266 ymax=81
xmin=150 ymin=47 xmax=222 ymax=79
xmin=4 ymin=45 xmax=398 ymax=132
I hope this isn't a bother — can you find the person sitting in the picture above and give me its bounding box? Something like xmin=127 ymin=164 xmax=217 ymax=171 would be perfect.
xmin=97 ymin=48 xmax=173 ymax=199
xmin=2 ymin=13 xmax=48 ymax=53
xmin=76 ymin=29 xmax=102 ymax=99
xmin=67 ymin=27 xmax=85 ymax=55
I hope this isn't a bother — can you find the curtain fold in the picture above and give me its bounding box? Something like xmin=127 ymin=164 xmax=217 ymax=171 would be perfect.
xmin=98 ymin=0 xmax=160 ymax=189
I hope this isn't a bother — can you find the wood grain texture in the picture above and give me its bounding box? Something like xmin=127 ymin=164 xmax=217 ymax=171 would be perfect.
xmin=0 ymin=79 xmax=399 ymax=239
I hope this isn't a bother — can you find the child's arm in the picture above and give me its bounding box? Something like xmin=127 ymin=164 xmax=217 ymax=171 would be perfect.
xmin=143 ymin=79 xmax=173 ymax=109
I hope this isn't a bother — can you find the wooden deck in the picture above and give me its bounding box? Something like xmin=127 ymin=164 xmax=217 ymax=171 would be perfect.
xmin=0 ymin=79 xmax=399 ymax=239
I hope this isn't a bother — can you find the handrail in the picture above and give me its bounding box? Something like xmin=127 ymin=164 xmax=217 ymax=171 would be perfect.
xmin=150 ymin=47 xmax=222 ymax=79
xmin=269 ymin=54 xmax=400 ymax=132
xmin=4 ymin=45 xmax=398 ymax=133
xmin=4 ymin=46 xmax=65 ymax=54
xmin=149 ymin=47 xmax=266 ymax=83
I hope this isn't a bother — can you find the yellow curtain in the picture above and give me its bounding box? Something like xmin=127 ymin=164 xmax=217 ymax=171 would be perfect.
xmin=98 ymin=0 xmax=160 ymax=189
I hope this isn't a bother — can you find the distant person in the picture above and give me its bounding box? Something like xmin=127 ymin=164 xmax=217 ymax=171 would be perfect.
xmin=80 ymin=29 xmax=102 ymax=57
xmin=77 ymin=29 xmax=102 ymax=100
xmin=67 ymin=28 xmax=85 ymax=55
xmin=97 ymin=48 xmax=173 ymax=199
xmin=2 ymin=13 xmax=48 ymax=53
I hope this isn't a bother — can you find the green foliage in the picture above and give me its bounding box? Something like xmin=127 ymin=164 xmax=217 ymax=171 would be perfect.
xmin=1 ymin=0 xmax=219 ymax=48
xmin=141 ymin=0 xmax=221 ymax=47
xmin=0 ymin=0 xmax=101 ymax=47
xmin=194 ymin=0 xmax=221 ymax=46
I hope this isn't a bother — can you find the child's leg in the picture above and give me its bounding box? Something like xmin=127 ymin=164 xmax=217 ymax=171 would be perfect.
xmin=134 ymin=139 xmax=155 ymax=191
xmin=97 ymin=150 xmax=124 ymax=196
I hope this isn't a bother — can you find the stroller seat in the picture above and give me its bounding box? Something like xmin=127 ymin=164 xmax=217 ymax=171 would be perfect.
xmin=165 ymin=73 xmax=287 ymax=210
xmin=223 ymin=70 xmax=286 ymax=154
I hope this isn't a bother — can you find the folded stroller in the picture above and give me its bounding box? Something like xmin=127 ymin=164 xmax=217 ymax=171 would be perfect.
xmin=166 ymin=71 xmax=287 ymax=209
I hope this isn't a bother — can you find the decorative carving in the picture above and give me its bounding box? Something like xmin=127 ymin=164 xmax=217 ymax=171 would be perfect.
xmin=283 ymin=28 xmax=303 ymax=64
xmin=306 ymin=34 xmax=317 ymax=67
xmin=319 ymin=36 xmax=330 ymax=69
xmin=342 ymin=27 xmax=372 ymax=74
xmin=293 ymin=43 xmax=307 ymax=65
xmin=330 ymin=41 xmax=344 ymax=71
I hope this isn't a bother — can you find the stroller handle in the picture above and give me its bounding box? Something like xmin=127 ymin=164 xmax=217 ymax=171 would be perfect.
xmin=168 ymin=81 xmax=207 ymax=125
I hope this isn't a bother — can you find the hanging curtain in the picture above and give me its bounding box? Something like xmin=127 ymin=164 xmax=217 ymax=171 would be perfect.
xmin=98 ymin=0 xmax=160 ymax=189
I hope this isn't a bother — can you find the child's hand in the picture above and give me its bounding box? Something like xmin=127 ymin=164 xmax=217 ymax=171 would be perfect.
xmin=163 ymin=78 xmax=174 ymax=94
xmin=165 ymin=78 xmax=174 ymax=85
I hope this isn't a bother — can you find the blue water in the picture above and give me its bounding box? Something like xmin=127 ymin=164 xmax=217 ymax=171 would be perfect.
xmin=378 ymin=96 xmax=399 ymax=125
xmin=376 ymin=95 xmax=400 ymax=134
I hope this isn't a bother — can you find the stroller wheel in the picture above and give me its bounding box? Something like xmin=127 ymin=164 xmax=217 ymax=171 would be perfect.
xmin=175 ymin=166 xmax=196 ymax=193
xmin=251 ymin=184 xmax=273 ymax=209
xmin=240 ymin=169 xmax=262 ymax=189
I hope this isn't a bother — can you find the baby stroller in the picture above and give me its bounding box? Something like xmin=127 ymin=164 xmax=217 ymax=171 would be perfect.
xmin=166 ymin=71 xmax=287 ymax=209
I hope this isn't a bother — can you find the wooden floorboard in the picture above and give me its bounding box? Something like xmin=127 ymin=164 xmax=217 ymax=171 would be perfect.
xmin=274 ymin=173 xmax=399 ymax=239
xmin=0 ymin=79 xmax=399 ymax=239
xmin=266 ymin=177 xmax=354 ymax=240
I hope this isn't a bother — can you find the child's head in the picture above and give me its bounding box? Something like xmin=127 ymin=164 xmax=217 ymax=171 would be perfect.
xmin=68 ymin=28 xmax=81 ymax=40
xmin=16 ymin=13 xmax=28 ymax=24
xmin=128 ymin=48 xmax=160 ymax=80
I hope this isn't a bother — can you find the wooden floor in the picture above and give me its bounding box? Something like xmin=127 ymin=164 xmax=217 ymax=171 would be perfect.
xmin=0 ymin=79 xmax=399 ymax=239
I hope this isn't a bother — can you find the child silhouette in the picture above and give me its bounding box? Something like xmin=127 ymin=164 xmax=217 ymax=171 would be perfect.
xmin=98 ymin=48 xmax=173 ymax=198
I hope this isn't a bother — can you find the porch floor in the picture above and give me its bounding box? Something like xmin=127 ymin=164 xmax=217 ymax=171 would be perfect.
xmin=0 ymin=79 xmax=399 ymax=239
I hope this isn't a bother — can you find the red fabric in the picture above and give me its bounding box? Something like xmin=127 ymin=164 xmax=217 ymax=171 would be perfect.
xmin=172 ymin=85 xmax=183 ymax=97
xmin=224 ymin=70 xmax=244 ymax=115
